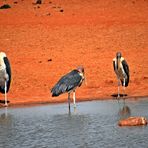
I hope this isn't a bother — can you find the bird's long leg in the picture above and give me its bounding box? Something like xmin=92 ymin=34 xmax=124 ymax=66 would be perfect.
xmin=123 ymin=78 xmax=126 ymax=97
xmin=68 ymin=93 xmax=71 ymax=112
xmin=4 ymin=81 xmax=8 ymax=107
xmin=117 ymin=78 xmax=120 ymax=99
xmin=122 ymin=78 xmax=127 ymax=102
xmin=73 ymin=90 xmax=76 ymax=108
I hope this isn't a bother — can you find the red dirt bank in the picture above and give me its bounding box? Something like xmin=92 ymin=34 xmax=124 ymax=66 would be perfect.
xmin=0 ymin=0 xmax=148 ymax=106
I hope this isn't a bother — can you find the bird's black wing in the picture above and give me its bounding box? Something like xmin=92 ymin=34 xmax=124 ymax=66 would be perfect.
xmin=122 ymin=59 xmax=129 ymax=77
xmin=4 ymin=57 xmax=11 ymax=92
xmin=51 ymin=70 xmax=82 ymax=96
xmin=122 ymin=59 xmax=130 ymax=86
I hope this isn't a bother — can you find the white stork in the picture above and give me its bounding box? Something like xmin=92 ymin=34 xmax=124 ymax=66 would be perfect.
xmin=113 ymin=52 xmax=129 ymax=98
xmin=51 ymin=66 xmax=85 ymax=111
xmin=0 ymin=52 xmax=11 ymax=106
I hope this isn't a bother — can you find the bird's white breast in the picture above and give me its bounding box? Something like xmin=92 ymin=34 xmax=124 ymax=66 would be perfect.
xmin=0 ymin=58 xmax=6 ymax=71
xmin=114 ymin=57 xmax=126 ymax=79
xmin=0 ymin=57 xmax=8 ymax=84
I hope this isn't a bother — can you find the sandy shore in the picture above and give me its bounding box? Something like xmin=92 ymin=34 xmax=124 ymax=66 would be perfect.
xmin=0 ymin=0 xmax=148 ymax=106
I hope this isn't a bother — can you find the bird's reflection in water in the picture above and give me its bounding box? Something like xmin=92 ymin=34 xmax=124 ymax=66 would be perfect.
xmin=0 ymin=107 xmax=12 ymax=126
xmin=118 ymin=99 xmax=131 ymax=119
xmin=68 ymin=105 xmax=77 ymax=115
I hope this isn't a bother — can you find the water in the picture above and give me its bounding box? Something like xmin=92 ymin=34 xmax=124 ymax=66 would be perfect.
xmin=0 ymin=98 xmax=148 ymax=148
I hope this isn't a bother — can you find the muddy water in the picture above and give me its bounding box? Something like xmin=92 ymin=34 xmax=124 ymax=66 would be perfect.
xmin=0 ymin=98 xmax=148 ymax=148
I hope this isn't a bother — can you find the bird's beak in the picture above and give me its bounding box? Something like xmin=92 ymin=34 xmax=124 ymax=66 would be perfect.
xmin=84 ymin=76 xmax=87 ymax=86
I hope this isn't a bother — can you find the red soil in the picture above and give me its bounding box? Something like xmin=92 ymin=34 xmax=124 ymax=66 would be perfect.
xmin=0 ymin=0 xmax=148 ymax=106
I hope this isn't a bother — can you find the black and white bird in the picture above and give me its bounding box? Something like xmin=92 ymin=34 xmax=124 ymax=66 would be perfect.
xmin=51 ymin=66 xmax=85 ymax=111
xmin=113 ymin=52 xmax=129 ymax=98
xmin=0 ymin=52 xmax=11 ymax=106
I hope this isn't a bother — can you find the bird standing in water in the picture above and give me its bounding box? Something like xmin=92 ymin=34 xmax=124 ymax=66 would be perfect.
xmin=51 ymin=66 xmax=85 ymax=111
xmin=113 ymin=52 xmax=129 ymax=98
xmin=0 ymin=52 xmax=11 ymax=106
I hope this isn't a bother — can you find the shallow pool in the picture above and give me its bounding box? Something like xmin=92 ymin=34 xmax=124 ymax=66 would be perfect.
xmin=0 ymin=98 xmax=148 ymax=148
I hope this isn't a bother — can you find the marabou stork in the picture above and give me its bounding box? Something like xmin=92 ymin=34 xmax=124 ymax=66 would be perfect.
xmin=113 ymin=52 xmax=129 ymax=98
xmin=51 ymin=66 xmax=85 ymax=111
xmin=0 ymin=52 xmax=11 ymax=106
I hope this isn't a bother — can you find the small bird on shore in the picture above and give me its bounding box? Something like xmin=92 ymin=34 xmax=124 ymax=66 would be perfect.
xmin=113 ymin=52 xmax=129 ymax=98
xmin=51 ymin=66 xmax=85 ymax=111
xmin=0 ymin=52 xmax=11 ymax=106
